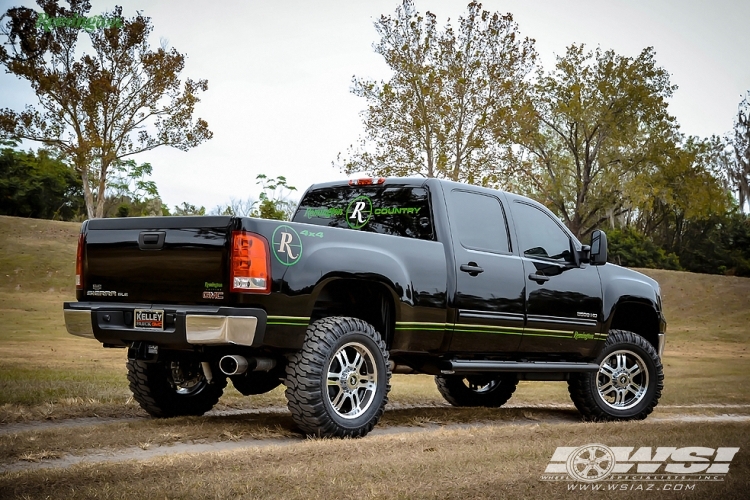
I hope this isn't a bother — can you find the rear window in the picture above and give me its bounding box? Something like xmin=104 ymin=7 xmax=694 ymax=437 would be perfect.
xmin=292 ymin=186 xmax=434 ymax=240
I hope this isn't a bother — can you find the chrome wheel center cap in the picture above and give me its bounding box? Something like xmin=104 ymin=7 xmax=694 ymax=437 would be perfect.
xmin=340 ymin=370 xmax=359 ymax=391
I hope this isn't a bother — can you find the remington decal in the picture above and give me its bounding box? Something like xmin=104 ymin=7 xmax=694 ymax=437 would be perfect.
xmin=272 ymin=225 xmax=303 ymax=266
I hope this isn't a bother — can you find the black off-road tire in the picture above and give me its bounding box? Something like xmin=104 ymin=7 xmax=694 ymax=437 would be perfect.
xmin=435 ymin=374 xmax=518 ymax=407
xmin=127 ymin=359 xmax=226 ymax=418
xmin=568 ymin=329 xmax=663 ymax=421
xmin=230 ymin=366 xmax=284 ymax=396
xmin=284 ymin=316 xmax=391 ymax=438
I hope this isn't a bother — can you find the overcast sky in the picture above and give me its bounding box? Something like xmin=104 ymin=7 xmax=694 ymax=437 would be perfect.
xmin=1 ymin=0 xmax=749 ymax=211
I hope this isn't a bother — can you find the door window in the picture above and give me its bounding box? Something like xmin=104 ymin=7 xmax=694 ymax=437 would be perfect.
xmin=448 ymin=190 xmax=510 ymax=253
xmin=511 ymin=202 xmax=574 ymax=263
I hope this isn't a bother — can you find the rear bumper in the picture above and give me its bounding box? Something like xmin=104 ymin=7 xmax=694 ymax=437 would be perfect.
xmin=63 ymin=302 xmax=267 ymax=349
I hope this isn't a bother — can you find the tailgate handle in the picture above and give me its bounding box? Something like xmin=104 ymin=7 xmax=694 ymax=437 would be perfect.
xmin=138 ymin=231 xmax=166 ymax=250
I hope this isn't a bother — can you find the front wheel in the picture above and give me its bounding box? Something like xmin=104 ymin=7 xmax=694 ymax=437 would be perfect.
xmin=435 ymin=374 xmax=518 ymax=407
xmin=284 ymin=316 xmax=391 ymax=438
xmin=127 ymin=358 xmax=226 ymax=418
xmin=568 ymin=329 xmax=663 ymax=421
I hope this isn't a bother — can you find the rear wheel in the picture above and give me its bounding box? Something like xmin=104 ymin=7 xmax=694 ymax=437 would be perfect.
xmin=435 ymin=374 xmax=518 ymax=407
xmin=284 ymin=316 xmax=391 ymax=438
xmin=568 ymin=329 xmax=663 ymax=421
xmin=127 ymin=358 xmax=226 ymax=418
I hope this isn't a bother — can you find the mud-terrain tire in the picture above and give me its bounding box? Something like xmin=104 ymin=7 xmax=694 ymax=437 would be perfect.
xmin=435 ymin=374 xmax=518 ymax=407
xmin=568 ymin=329 xmax=663 ymax=421
xmin=127 ymin=359 xmax=226 ymax=418
xmin=284 ymin=316 xmax=391 ymax=438
xmin=230 ymin=367 xmax=284 ymax=395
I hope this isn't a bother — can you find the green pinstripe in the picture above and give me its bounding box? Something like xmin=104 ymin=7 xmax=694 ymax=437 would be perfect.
xmin=264 ymin=317 xmax=607 ymax=341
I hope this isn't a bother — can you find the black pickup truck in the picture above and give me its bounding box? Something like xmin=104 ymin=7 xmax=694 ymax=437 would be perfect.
xmin=64 ymin=177 xmax=666 ymax=437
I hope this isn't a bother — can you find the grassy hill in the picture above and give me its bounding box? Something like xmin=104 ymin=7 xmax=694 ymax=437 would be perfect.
xmin=0 ymin=215 xmax=749 ymax=422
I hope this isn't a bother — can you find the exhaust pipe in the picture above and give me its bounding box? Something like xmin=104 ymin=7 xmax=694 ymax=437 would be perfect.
xmin=219 ymin=355 xmax=277 ymax=376
xmin=219 ymin=355 xmax=248 ymax=376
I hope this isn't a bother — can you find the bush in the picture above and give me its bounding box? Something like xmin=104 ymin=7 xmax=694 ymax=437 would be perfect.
xmin=677 ymin=214 xmax=750 ymax=277
xmin=606 ymin=227 xmax=681 ymax=270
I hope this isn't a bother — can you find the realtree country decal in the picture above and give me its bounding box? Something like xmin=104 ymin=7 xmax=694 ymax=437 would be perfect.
xmin=346 ymin=195 xmax=373 ymax=229
xmin=272 ymin=225 xmax=302 ymax=266
xmin=373 ymin=207 xmax=423 ymax=215
xmin=305 ymin=207 xmax=344 ymax=219
xmin=345 ymin=195 xmax=424 ymax=229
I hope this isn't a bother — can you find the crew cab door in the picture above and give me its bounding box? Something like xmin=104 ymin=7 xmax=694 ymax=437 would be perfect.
xmin=446 ymin=189 xmax=526 ymax=353
xmin=508 ymin=200 xmax=603 ymax=357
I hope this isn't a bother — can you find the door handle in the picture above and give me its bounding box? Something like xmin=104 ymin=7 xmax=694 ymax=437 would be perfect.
xmin=528 ymin=273 xmax=550 ymax=284
xmin=460 ymin=263 xmax=484 ymax=276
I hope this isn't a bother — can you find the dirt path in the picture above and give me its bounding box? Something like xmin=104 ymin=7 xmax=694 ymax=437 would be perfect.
xmin=2 ymin=408 xmax=749 ymax=474
xmin=3 ymin=402 xmax=748 ymax=436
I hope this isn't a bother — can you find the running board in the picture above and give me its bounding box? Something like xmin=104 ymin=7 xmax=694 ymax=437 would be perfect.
xmin=441 ymin=360 xmax=600 ymax=374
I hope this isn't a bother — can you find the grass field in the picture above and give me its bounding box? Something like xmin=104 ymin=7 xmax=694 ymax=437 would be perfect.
xmin=1 ymin=215 xmax=749 ymax=498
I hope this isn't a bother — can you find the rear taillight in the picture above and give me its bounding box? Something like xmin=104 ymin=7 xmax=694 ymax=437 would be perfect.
xmin=75 ymin=233 xmax=84 ymax=290
xmin=230 ymin=231 xmax=271 ymax=293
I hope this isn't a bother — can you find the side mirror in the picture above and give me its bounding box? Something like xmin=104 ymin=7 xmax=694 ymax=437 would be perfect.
xmin=590 ymin=230 xmax=608 ymax=266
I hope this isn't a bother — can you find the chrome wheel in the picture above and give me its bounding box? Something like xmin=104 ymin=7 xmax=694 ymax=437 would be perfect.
xmin=170 ymin=361 xmax=207 ymax=396
xmin=596 ymin=349 xmax=649 ymax=410
xmin=464 ymin=376 xmax=499 ymax=394
xmin=326 ymin=342 xmax=378 ymax=420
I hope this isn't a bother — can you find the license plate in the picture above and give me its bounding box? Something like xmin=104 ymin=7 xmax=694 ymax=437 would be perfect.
xmin=134 ymin=309 xmax=164 ymax=330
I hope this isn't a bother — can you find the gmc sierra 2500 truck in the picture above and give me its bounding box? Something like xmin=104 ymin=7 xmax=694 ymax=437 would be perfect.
xmin=64 ymin=177 xmax=666 ymax=437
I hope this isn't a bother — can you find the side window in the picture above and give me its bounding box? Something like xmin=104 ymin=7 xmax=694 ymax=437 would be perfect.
xmin=448 ymin=190 xmax=510 ymax=253
xmin=510 ymin=202 xmax=573 ymax=262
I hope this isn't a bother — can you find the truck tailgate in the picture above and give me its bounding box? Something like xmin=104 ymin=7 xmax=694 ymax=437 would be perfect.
xmin=83 ymin=216 xmax=232 ymax=304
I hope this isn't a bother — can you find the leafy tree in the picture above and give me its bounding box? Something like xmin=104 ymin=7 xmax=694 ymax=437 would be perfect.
xmin=628 ymin=137 xmax=730 ymax=251
xmin=338 ymin=0 xmax=536 ymax=184
xmin=251 ymin=174 xmax=297 ymax=220
xmin=676 ymin=212 xmax=750 ymax=276
xmin=211 ymin=175 xmax=297 ymax=220
xmin=103 ymin=159 xmax=166 ymax=217
xmin=0 ymin=1 xmax=212 ymax=219
xmin=172 ymin=202 xmax=205 ymax=216
xmin=0 ymin=145 xmax=83 ymax=219
xmin=607 ymin=226 xmax=680 ymax=270
xmin=510 ymin=44 xmax=680 ymax=239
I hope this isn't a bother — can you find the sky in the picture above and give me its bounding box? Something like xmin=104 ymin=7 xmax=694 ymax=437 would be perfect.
xmin=1 ymin=0 xmax=749 ymax=211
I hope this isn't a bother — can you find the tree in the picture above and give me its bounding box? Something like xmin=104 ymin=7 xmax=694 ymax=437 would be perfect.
xmin=0 ymin=144 xmax=83 ymax=219
xmin=337 ymin=0 xmax=536 ymax=185
xmin=627 ymin=137 xmax=730 ymax=250
xmin=211 ymin=175 xmax=297 ymax=220
xmin=730 ymin=92 xmax=750 ymax=212
xmin=0 ymin=1 xmax=212 ymax=218
xmin=172 ymin=202 xmax=205 ymax=216
xmin=251 ymin=174 xmax=297 ymax=220
xmin=104 ymin=159 xmax=166 ymax=217
xmin=510 ymin=45 xmax=681 ymax=239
